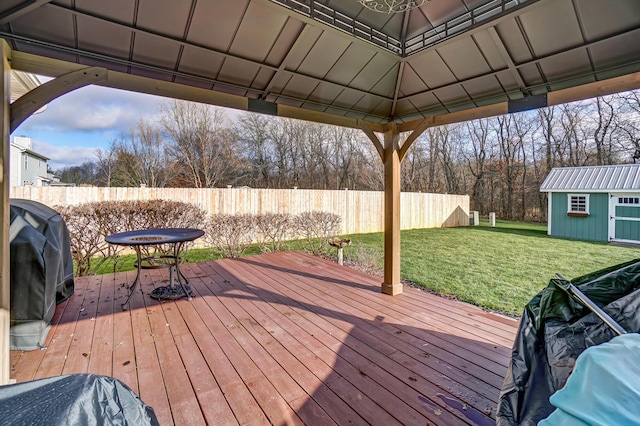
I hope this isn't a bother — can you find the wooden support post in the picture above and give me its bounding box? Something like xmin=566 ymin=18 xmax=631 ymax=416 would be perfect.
xmin=0 ymin=41 xmax=11 ymax=386
xmin=382 ymin=123 xmax=402 ymax=295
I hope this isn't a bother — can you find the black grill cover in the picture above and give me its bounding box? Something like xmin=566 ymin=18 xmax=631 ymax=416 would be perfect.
xmin=10 ymin=199 xmax=74 ymax=350
xmin=0 ymin=374 xmax=159 ymax=426
xmin=497 ymin=259 xmax=640 ymax=425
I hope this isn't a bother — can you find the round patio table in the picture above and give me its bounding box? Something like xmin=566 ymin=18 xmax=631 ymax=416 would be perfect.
xmin=105 ymin=228 xmax=204 ymax=310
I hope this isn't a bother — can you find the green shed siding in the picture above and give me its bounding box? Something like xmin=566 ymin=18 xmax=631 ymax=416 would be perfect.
xmin=550 ymin=192 xmax=609 ymax=242
xmin=615 ymin=220 xmax=640 ymax=241
xmin=615 ymin=206 xmax=640 ymax=218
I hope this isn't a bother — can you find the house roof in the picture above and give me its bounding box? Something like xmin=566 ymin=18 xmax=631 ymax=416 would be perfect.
xmin=541 ymin=165 xmax=640 ymax=192
xmin=11 ymin=143 xmax=50 ymax=161
xmin=1 ymin=0 xmax=640 ymax=130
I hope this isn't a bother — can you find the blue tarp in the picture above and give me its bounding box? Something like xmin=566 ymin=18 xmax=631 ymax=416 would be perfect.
xmin=540 ymin=333 xmax=640 ymax=425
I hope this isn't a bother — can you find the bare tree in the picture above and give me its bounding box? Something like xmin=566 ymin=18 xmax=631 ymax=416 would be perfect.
xmin=593 ymin=96 xmax=616 ymax=165
xmin=161 ymin=100 xmax=240 ymax=188
xmin=236 ymin=112 xmax=274 ymax=187
xmin=464 ymin=119 xmax=490 ymax=213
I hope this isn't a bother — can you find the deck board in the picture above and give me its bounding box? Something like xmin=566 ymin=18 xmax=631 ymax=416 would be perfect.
xmin=10 ymin=252 xmax=519 ymax=425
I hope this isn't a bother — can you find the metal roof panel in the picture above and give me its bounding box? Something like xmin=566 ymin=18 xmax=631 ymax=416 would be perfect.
xmin=541 ymin=165 xmax=640 ymax=192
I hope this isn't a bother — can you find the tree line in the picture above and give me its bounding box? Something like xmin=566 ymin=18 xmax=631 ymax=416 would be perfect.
xmin=58 ymin=91 xmax=640 ymax=222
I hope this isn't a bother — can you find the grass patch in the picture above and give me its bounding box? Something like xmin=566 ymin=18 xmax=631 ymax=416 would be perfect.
xmin=342 ymin=219 xmax=640 ymax=316
xmin=91 ymin=219 xmax=640 ymax=316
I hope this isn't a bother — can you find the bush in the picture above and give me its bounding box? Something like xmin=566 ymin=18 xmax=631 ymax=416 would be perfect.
xmin=206 ymin=214 xmax=255 ymax=258
xmin=57 ymin=200 xmax=206 ymax=276
xmin=293 ymin=211 xmax=341 ymax=255
xmin=255 ymin=213 xmax=293 ymax=253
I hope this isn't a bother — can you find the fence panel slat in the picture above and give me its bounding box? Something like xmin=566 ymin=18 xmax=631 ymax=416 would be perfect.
xmin=10 ymin=187 xmax=469 ymax=234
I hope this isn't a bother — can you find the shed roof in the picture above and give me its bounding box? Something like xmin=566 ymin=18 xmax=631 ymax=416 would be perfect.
xmin=541 ymin=165 xmax=640 ymax=192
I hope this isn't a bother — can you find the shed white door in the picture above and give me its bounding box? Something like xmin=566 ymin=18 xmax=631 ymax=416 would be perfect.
xmin=610 ymin=194 xmax=640 ymax=243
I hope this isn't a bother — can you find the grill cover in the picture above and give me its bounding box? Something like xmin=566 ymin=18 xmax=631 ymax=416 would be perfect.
xmin=0 ymin=374 xmax=159 ymax=425
xmin=10 ymin=199 xmax=74 ymax=350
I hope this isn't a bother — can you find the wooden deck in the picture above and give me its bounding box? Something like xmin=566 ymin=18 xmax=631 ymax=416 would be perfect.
xmin=10 ymin=251 xmax=519 ymax=425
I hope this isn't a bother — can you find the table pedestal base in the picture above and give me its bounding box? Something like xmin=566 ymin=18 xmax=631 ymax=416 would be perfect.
xmin=150 ymin=284 xmax=194 ymax=300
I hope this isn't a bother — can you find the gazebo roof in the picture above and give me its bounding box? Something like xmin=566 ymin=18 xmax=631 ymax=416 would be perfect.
xmin=1 ymin=0 xmax=639 ymax=130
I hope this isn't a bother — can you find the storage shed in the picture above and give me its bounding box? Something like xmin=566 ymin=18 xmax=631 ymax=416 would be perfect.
xmin=541 ymin=165 xmax=640 ymax=244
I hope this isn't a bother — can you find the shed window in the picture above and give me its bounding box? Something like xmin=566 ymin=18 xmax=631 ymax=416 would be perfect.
xmin=568 ymin=194 xmax=589 ymax=215
xmin=618 ymin=197 xmax=640 ymax=205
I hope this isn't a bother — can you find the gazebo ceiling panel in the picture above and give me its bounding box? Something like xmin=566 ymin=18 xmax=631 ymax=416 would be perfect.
xmin=547 ymin=74 xmax=596 ymax=92
xmin=399 ymin=64 xmax=427 ymax=97
xmin=517 ymin=0 xmax=584 ymax=58
xmin=495 ymin=71 xmax=521 ymax=95
xmin=137 ymin=0 xmax=193 ymax=39
xmin=308 ymin=82 xmax=344 ymax=105
xmin=370 ymin=65 xmax=400 ymax=98
xmin=538 ymin=50 xmax=593 ymax=82
xmin=1 ymin=0 xmax=639 ymax=127
xmin=8 ymin=6 xmax=74 ymax=48
xmin=436 ymin=37 xmax=493 ymax=81
xmin=131 ymin=32 xmax=180 ymax=70
xmin=472 ymin=31 xmax=509 ymax=71
xmin=494 ymin=20 xmax=535 ymax=64
xmin=228 ymin=1 xmax=290 ymax=63
xmin=431 ymin=84 xmax=472 ymax=109
xmin=278 ymin=74 xmax=319 ymax=100
xmin=177 ymin=46 xmax=225 ymax=80
xmin=462 ymin=75 xmax=506 ymax=100
xmin=348 ymin=54 xmax=398 ymax=93
xmin=354 ymin=95 xmax=390 ymax=117
xmin=187 ymin=1 xmax=249 ymax=51
xmin=332 ymin=88 xmax=368 ymax=111
xmin=418 ymin=0 xmax=468 ymax=28
xmin=518 ymin=63 xmax=546 ymax=88
xmin=590 ymin=32 xmax=640 ymax=71
xmin=75 ymin=0 xmax=135 ymax=25
xmin=253 ymin=68 xmax=277 ymax=91
xmin=407 ymin=51 xmax=457 ymax=89
xmin=324 ymin=45 xmax=378 ymax=87
xmin=296 ymin=32 xmax=352 ymax=79
xmin=216 ymin=59 xmax=262 ymax=89
xmin=75 ymin=16 xmax=131 ymax=61
xmin=263 ymin=20 xmax=306 ymax=67
xmin=271 ymin=25 xmax=323 ymax=71
xmin=577 ymin=0 xmax=640 ymax=41
xmin=399 ymin=92 xmax=439 ymax=113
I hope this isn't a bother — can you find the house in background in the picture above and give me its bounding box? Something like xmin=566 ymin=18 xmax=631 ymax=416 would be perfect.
xmin=10 ymin=136 xmax=52 ymax=187
xmin=541 ymin=164 xmax=640 ymax=244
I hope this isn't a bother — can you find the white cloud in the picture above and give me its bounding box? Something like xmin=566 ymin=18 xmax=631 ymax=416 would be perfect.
xmin=19 ymin=84 xmax=164 ymax=135
xmin=31 ymin=140 xmax=99 ymax=170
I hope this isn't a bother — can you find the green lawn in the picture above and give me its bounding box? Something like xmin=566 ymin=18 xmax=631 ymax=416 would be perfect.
xmin=344 ymin=219 xmax=640 ymax=315
xmin=94 ymin=219 xmax=640 ymax=316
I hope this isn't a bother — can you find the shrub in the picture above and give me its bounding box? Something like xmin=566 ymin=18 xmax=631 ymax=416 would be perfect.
xmin=206 ymin=214 xmax=255 ymax=258
xmin=57 ymin=200 xmax=206 ymax=276
xmin=255 ymin=213 xmax=293 ymax=253
xmin=293 ymin=211 xmax=341 ymax=255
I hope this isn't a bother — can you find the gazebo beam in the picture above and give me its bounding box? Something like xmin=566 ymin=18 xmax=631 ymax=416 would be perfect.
xmin=10 ymin=66 xmax=107 ymax=133
xmin=382 ymin=123 xmax=402 ymax=296
xmin=0 ymin=40 xmax=11 ymax=385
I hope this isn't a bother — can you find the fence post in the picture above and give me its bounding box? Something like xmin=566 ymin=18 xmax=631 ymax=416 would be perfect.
xmin=489 ymin=212 xmax=496 ymax=227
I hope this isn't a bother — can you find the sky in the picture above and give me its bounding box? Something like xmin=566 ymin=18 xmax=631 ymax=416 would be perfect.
xmin=14 ymin=78 xmax=170 ymax=170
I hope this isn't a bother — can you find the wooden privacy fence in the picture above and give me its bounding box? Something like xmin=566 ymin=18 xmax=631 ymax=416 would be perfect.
xmin=10 ymin=187 xmax=469 ymax=234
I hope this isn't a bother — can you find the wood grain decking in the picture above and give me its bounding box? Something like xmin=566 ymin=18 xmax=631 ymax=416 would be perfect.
xmin=10 ymin=251 xmax=519 ymax=425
